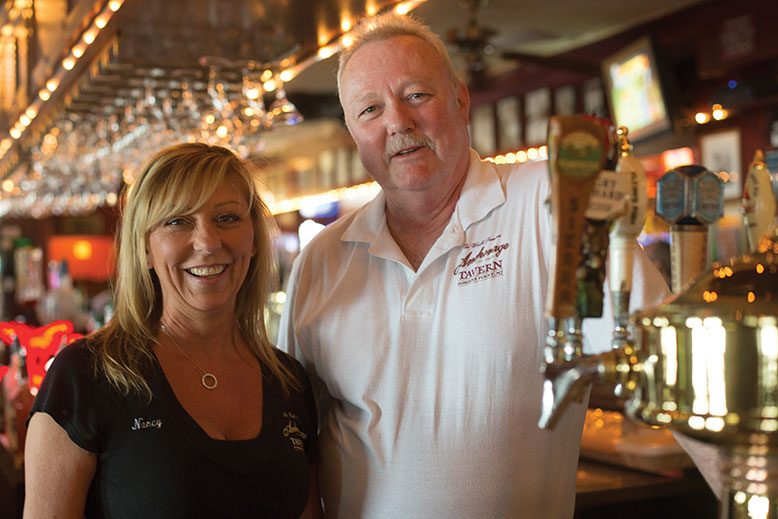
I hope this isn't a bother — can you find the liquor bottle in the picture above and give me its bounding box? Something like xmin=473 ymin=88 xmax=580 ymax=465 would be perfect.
xmin=15 ymin=337 xmax=27 ymax=387
xmin=4 ymin=336 xmax=20 ymax=452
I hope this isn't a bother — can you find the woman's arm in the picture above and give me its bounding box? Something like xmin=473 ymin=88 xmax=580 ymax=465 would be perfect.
xmin=299 ymin=466 xmax=323 ymax=519
xmin=24 ymin=412 xmax=97 ymax=519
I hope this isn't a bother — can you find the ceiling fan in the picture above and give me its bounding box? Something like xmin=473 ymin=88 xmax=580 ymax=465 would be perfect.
xmin=446 ymin=0 xmax=599 ymax=90
xmin=446 ymin=0 xmax=496 ymax=90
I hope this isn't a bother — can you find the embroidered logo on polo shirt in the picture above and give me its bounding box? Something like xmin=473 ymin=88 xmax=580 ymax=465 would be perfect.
xmin=131 ymin=417 xmax=163 ymax=431
xmin=282 ymin=411 xmax=307 ymax=453
xmin=454 ymin=234 xmax=510 ymax=286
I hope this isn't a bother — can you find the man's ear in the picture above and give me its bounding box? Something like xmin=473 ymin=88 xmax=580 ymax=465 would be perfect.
xmin=456 ymin=80 xmax=471 ymax=124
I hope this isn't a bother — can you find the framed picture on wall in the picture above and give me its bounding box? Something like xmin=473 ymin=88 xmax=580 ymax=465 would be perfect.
xmin=334 ymin=147 xmax=351 ymax=186
xmin=583 ymin=78 xmax=607 ymax=118
xmin=318 ymin=148 xmax=336 ymax=188
xmin=700 ymin=128 xmax=741 ymax=199
xmin=496 ymin=96 xmax=522 ymax=151
xmin=471 ymin=104 xmax=496 ymax=155
xmin=350 ymin=147 xmax=370 ymax=184
xmin=555 ymin=85 xmax=576 ymax=116
xmin=524 ymin=87 xmax=551 ymax=145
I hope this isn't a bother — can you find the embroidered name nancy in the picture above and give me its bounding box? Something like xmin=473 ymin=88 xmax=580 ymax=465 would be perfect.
xmin=282 ymin=411 xmax=307 ymax=453
xmin=131 ymin=417 xmax=163 ymax=431
xmin=454 ymin=234 xmax=510 ymax=286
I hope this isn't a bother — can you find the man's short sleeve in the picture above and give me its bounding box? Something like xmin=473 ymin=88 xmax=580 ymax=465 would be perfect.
xmin=28 ymin=340 xmax=103 ymax=453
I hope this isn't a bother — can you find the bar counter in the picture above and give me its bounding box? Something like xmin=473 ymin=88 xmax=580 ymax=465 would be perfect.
xmin=576 ymin=459 xmax=717 ymax=518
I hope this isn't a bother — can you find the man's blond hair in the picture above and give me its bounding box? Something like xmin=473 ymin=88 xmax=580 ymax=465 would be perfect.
xmin=337 ymin=12 xmax=462 ymax=101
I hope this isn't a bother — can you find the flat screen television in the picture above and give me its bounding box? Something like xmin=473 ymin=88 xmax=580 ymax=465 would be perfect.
xmin=601 ymin=36 xmax=674 ymax=142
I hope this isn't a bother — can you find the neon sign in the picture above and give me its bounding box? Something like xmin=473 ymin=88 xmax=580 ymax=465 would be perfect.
xmin=0 ymin=320 xmax=83 ymax=390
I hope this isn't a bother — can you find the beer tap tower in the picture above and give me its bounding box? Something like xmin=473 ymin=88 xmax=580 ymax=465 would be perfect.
xmin=539 ymin=115 xmax=778 ymax=518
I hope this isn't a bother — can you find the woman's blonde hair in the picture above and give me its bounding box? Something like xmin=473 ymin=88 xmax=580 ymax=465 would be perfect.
xmin=90 ymin=142 xmax=298 ymax=398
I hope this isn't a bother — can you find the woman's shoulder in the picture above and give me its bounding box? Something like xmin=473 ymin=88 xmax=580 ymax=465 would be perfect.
xmin=47 ymin=337 xmax=97 ymax=373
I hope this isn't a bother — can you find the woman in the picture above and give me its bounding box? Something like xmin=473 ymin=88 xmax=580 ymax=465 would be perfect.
xmin=24 ymin=143 xmax=322 ymax=518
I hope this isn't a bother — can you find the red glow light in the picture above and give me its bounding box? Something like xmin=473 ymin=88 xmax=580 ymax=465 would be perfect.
xmin=0 ymin=320 xmax=83 ymax=390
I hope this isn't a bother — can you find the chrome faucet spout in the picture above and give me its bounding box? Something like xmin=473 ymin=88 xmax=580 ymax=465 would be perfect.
xmin=539 ymin=349 xmax=631 ymax=430
xmin=538 ymin=356 xmax=598 ymax=430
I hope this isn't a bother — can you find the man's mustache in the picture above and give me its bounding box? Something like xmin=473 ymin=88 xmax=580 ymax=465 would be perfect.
xmin=385 ymin=134 xmax=435 ymax=163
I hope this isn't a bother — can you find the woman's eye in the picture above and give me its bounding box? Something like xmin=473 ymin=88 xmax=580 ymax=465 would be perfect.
xmin=216 ymin=213 xmax=240 ymax=224
xmin=164 ymin=217 xmax=187 ymax=226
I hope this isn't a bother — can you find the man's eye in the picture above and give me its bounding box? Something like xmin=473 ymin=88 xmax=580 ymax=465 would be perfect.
xmin=360 ymin=105 xmax=377 ymax=116
xmin=408 ymin=92 xmax=428 ymax=101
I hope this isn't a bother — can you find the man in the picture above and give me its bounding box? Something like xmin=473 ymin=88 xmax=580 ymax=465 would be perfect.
xmin=278 ymin=13 xmax=714 ymax=518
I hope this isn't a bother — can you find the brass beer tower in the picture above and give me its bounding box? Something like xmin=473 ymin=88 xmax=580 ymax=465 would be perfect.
xmin=540 ymin=115 xmax=778 ymax=518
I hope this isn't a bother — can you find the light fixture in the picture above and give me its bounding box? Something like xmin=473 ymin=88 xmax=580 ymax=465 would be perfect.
xmin=95 ymin=13 xmax=110 ymax=28
xmin=263 ymin=78 xmax=278 ymax=92
xmin=82 ymin=28 xmax=98 ymax=45
xmin=0 ymin=0 xmax=126 ymax=163
xmin=341 ymin=33 xmax=355 ymax=48
xmin=72 ymin=42 xmax=86 ymax=58
xmin=712 ymin=103 xmax=727 ymax=121
xmin=279 ymin=69 xmax=296 ymax=83
xmin=317 ymin=44 xmax=338 ymax=60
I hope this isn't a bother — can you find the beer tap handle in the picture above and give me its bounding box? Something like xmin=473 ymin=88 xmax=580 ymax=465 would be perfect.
xmin=545 ymin=115 xmax=609 ymax=361
xmin=608 ymin=127 xmax=648 ymax=344
xmin=656 ymin=166 xmax=724 ymax=292
xmin=742 ymin=149 xmax=777 ymax=252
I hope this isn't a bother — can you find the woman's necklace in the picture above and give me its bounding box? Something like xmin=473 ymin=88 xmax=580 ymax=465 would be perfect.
xmin=160 ymin=324 xmax=219 ymax=390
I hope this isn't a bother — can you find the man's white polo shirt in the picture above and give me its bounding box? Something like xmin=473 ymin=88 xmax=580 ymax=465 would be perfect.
xmin=278 ymin=149 xmax=668 ymax=518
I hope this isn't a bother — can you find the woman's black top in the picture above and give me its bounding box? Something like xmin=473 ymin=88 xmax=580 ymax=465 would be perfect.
xmin=29 ymin=339 xmax=319 ymax=518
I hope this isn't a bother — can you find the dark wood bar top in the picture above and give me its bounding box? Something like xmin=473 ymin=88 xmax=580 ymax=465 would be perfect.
xmin=576 ymin=460 xmax=718 ymax=518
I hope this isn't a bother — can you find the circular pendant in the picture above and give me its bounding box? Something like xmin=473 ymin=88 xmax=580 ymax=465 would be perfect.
xmin=201 ymin=373 xmax=218 ymax=390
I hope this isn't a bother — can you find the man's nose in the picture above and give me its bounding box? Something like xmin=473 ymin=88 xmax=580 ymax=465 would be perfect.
xmin=193 ymin=221 xmax=221 ymax=254
xmin=386 ymin=102 xmax=415 ymax=135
